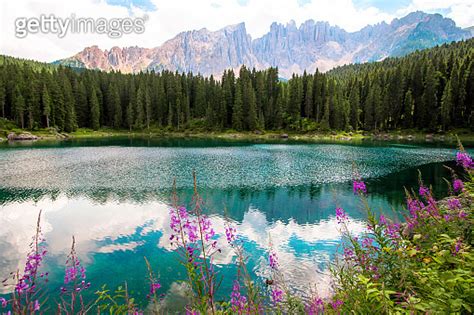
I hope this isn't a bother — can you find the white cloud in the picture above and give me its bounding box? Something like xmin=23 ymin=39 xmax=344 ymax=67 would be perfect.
xmin=397 ymin=0 xmax=474 ymax=27
xmin=0 ymin=196 xmax=366 ymax=297
xmin=0 ymin=0 xmax=471 ymax=62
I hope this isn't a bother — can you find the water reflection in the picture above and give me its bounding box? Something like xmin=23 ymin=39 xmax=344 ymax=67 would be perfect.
xmin=0 ymin=194 xmax=366 ymax=301
xmin=0 ymin=139 xmax=471 ymax=310
xmin=0 ymin=161 xmax=456 ymax=307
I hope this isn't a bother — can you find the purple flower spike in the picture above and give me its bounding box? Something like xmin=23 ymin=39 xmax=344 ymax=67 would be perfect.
xmin=447 ymin=198 xmax=461 ymax=210
xmin=353 ymin=180 xmax=367 ymax=195
xmin=335 ymin=207 xmax=348 ymax=224
xmin=0 ymin=298 xmax=7 ymax=308
xmin=271 ymin=287 xmax=284 ymax=304
xmin=307 ymin=297 xmax=324 ymax=314
xmin=456 ymin=152 xmax=473 ymax=169
xmin=419 ymin=186 xmax=429 ymax=197
xmin=225 ymin=225 xmax=237 ymax=245
xmin=149 ymin=282 xmax=161 ymax=295
xmin=269 ymin=251 xmax=278 ymax=269
xmin=453 ymin=179 xmax=464 ymax=193
xmin=230 ymin=280 xmax=247 ymax=312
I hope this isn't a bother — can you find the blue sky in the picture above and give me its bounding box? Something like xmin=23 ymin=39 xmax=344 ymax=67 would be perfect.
xmin=106 ymin=0 xmax=156 ymax=11
xmin=353 ymin=0 xmax=411 ymax=13
xmin=101 ymin=0 xmax=463 ymax=22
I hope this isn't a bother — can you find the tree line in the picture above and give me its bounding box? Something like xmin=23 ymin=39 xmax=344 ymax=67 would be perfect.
xmin=0 ymin=38 xmax=473 ymax=133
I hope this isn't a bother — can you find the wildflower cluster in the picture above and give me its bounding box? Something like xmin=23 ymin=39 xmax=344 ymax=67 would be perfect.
xmin=353 ymin=180 xmax=367 ymax=195
xmin=331 ymin=148 xmax=473 ymax=314
xmin=58 ymin=236 xmax=94 ymax=314
xmin=2 ymin=210 xmax=47 ymax=313
xmin=456 ymin=151 xmax=473 ymax=169
xmin=60 ymin=237 xmax=90 ymax=295
xmin=167 ymin=174 xmax=222 ymax=313
xmin=230 ymin=280 xmax=247 ymax=313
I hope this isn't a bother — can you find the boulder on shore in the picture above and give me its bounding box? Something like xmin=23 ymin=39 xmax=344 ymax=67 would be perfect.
xmin=280 ymin=133 xmax=289 ymax=139
xmin=7 ymin=132 xmax=39 ymax=141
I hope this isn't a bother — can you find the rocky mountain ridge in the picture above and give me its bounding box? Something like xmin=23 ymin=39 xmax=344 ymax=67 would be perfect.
xmin=55 ymin=11 xmax=473 ymax=78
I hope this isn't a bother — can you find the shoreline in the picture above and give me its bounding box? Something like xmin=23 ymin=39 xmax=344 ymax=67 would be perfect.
xmin=2 ymin=128 xmax=474 ymax=144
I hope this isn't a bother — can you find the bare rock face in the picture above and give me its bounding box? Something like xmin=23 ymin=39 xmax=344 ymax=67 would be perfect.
xmin=55 ymin=11 xmax=472 ymax=78
xmin=147 ymin=23 xmax=258 ymax=77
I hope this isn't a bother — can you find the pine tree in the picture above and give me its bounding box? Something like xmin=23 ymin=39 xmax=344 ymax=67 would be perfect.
xmin=156 ymin=79 xmax=166 ymax=126
xmin=167 ymin=101 xmax=174 ymax=128
xmin=108 ymin=82 xmax=122 ymax=129
xmin=304 ymin=76 xmax=313 ymax=118
xmin=349 ymin=83 xmax=360 ymax=130
xmin=440 ymin=79 xmax=453 ymax=130
xmin=246 ymin=81 xmax=258 ymax=130
xmin=74 ymin=80 xmax=88 ymax=127
xmin=50 ymin=78 xmax=65 ymax=130
xmin=41 ymin=84 xmax=51 ymax=128
xmin=13 ymin=86 xmax=25 ymax=129
xmin=135 ymin=85 xmax=145 ymax=129
xmin=273 ymin=83 xmax=285 ymax=130
xmin=422 ymin=64 xmax=439 ymax=130
xmin=0 ymin=78 xmax=5 ymax=118
xmin=62 ymin=75 xmax=77 ymax=132
xmin=232 ymin=81 xmax=244 ymax=131
xmin=403 ymin=89 xmax=414 ymax=128
xmin=90 ymin=88 xmax=100 ymax=130
xmin=126 ymin=101 xmax=134 ymax=131
xmin=320 ymin=98 xmax=330 ymax=130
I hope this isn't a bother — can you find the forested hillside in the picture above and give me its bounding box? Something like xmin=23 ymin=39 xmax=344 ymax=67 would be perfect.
xmin=0 ymin=39 xmax=473 ymax=133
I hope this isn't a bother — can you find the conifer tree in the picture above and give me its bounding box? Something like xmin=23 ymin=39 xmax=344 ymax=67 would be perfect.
xmin=41 ymin=85 xmax=51 ymax=128
xmin=232 ymin=81 xmax=243 ymax=131
xmin=90 ymin=88 xmax=100 ymax=130
xmin=403 ymin=89 xmax=414 ymax=128
xmin=440 ymin=79 xmax=453 ymax=130
xmin=13 ymin=86 xmax=25 ymax=129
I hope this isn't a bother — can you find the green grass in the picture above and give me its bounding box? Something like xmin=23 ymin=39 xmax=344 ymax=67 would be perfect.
xmin=1 ymin=118 xmax=474 ymax=143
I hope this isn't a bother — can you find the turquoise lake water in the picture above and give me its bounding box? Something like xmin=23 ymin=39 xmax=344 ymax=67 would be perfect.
xmin=0 ymin=138 xmax=471 ymax=312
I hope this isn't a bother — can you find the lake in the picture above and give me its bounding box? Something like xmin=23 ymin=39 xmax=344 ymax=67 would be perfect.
xmin=0 ymin=137 xmax=471 ymax=312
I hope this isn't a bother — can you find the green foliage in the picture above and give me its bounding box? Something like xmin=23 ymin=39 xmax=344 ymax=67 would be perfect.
xmin=1 ymin=39 xmax=473 ymax=133
xmin=95 ymin=284 xmax=141 ymax=314
xmin=331 ymin=163 xmax=474 ymax=314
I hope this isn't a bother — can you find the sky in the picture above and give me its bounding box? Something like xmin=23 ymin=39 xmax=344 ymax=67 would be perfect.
xmin=0 ymin=0 xmax=473 ymax=62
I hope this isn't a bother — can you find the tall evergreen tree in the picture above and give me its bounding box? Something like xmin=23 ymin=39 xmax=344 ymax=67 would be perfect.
xmin=90 ymin=88 xmax=100 ymax=130
xmin=403 ymin=89 xmax=414 ymax=129
xmin=232 ymin=81 xmax=244 ymax=131
xmin=422 ymin=64 xmax=439 ymax=130
xmin=12 ymin=86 xmax=25 ymax=129
xmin=349 ymin=83 xmax=360 ymax=130
xmin=41 ymin=85 xmax=51 ymax=128
xmin=440 ymin=79 xmax=454 ymax=130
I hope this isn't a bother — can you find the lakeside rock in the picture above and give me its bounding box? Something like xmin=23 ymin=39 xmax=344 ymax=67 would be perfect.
xmin=7 ymin=132 xmax=39 ymax=141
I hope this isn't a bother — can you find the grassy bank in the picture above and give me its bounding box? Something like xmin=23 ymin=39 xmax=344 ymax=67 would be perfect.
xmin=2 ymin=124 xmax=474 ymax=144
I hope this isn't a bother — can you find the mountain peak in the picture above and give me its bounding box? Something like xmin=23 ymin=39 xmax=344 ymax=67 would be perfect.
xmin=223 ymin=22 xmax=246 ymax=32
xmin=56 ymin=11 xmax=472 ymax=77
